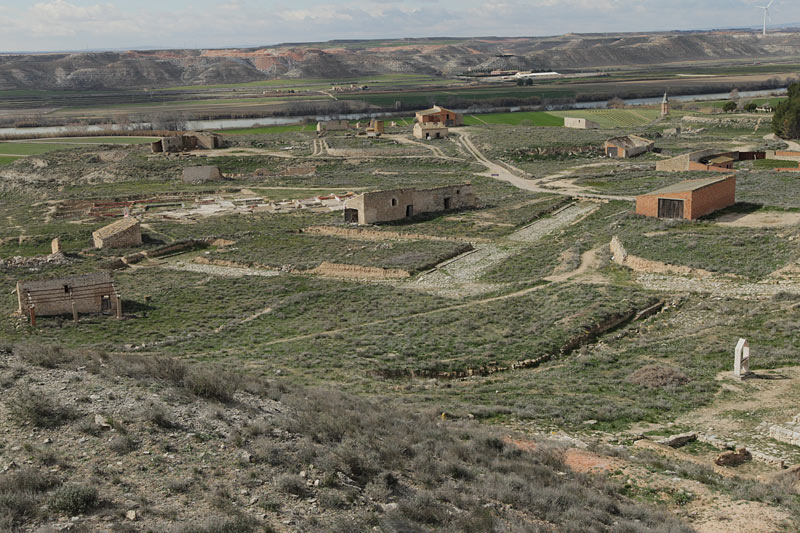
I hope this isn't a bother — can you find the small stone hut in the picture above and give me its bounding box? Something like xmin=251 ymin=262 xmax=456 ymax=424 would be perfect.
xmin=635 ymin=175 xmax=735 ymax=220
xmin=564 ymin=117 xmax=598 ymax=129
xmin=92 ymin=217 xmax=142 ymax=249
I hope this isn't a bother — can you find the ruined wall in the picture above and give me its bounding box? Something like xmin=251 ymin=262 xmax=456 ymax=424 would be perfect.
xmin=656 ymin=149 xmax=718 ymax=171
xmin=17 ymin=272 xmax=119 ymax=316
xmin=93 ymin=223 xmax=142 ymax=249
xmin=307 ymin=262 xmax=410 ymax=279
xmin=182 ymin=166 xmax=223 ymax=184
xmin=345 ymin=184 xmax=476 ymax=225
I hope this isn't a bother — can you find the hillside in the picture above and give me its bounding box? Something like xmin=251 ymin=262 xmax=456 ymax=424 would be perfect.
xmin=2 ymin=31 xmax=800 ymax=90
xmin=0 ymin=343 xmax=691 ymax=532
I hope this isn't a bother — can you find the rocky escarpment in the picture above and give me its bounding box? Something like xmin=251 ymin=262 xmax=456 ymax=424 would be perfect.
xmin=1 ymin=31 xmax=799 ymax=90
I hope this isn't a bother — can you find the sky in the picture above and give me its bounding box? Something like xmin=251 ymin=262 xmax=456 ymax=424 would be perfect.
xmin=0 ymin=0 xmax=796 ymax=53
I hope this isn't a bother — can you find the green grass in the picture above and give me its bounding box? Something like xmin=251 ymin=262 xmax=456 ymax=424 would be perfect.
xmin=0 ymin=143 xmax=79 ymax=155
xmin=464 ymin=111 xmax=563 ymax=127
xmin=24 ymin=136 xmax=158 ymax=145
xmin=215 ymin=124 xmax=313 ymax=135
xmin=549 ymin=109 xmax=660 ymax=128
xmin=754 ymin=158 xmax=798 ymax=169
xmin=0 ymin=155 xmax=20 ymax=165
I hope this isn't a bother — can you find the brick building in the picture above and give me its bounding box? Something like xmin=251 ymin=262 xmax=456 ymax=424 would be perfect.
xmin=344 ymin=184 xmax=476 ymax=224
xmin=92 ymin=217 xmax=142 ymax=249
xmin=415 ymin=106 xmax=463 ymax=127
xmin=17 ymin=272 xmax=122 ymax=323
xmin=636 ymin=175 xmax=735 ymax=220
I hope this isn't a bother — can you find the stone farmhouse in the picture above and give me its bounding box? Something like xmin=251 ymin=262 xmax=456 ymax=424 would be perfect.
xmin=415 ymin=106 xmax=463 ymax=127
xmin=17 ymin=272 xmax=122 ymax=324
xmin=636 ymin=175 xmax=735 ymax=220
xmin=604 ymin=135 xmax=654 ymax=158
xmin=344 ymin=184 xmax=476 ymax=225
xmin=182 ymin=166 xmax=223 ymax=184
xmin=413 ymin=122 xmax=449 ymax=140
xmin=92 ymin=217 xmax=142 ymax=249
xmin=151 ymin=132 xmax=224 ymax=153
xmin=564 ymin=117 xmax=598 ymax=129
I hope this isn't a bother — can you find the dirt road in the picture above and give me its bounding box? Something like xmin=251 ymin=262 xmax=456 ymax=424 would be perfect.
xmin=455 ymin=130 xmax=633 ymax=201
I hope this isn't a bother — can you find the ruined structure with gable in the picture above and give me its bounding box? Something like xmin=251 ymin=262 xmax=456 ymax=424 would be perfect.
xmin=604 ymin=135 xmax=654 ymax=158
xmin=92 ymin=217 xmax=142 ymax=249
xmin=344 ymin=184 xmax=476 ymax=225
xmin=17 ymin=272 xmax=122 ymax=323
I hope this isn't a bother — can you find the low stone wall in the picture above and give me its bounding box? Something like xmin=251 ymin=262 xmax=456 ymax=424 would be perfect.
xmin=610 ymin=236 xmax=715 ymax=278
xmin=307 ymin=262 xmax=410 ymax=279
xmin=303 ymin=225 xmax=481 ymax=244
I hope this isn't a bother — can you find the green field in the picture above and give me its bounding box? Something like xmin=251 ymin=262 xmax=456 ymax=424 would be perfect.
xmin=464 ymin=111 xmax=564 ymax=127
xmin=158 ymin=73 xmax=458 ymax=92
xmin=216 ymin=123 xmax=314 ymax=135
xmin=0 ymin=142 xmax=79 ymax=155
xmin=549 ymin=108 xmax=661 ymax=128
xmin=25 ymin=136 xmax=158 ymax=144
xmin=755 ymin=158 xmax=799 ymax=169
xmin=0 ymin=155 xmax=20 ymax=165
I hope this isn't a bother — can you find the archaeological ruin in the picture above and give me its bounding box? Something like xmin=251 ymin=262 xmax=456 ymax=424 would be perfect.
xmin=344 ymin=184 xmax=476 ymax=225
xmin=92 ymin=216 xmax=142 ymax=249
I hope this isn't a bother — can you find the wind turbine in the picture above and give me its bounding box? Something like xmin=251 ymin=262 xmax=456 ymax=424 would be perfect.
xmin=757 ymin=0 xmax=775 ymax=37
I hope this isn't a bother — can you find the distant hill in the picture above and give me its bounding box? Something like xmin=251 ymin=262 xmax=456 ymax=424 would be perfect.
xmin=2 ymin=31 xmax=800 ymax=91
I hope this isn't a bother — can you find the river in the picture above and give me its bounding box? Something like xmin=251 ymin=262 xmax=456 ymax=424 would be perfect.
xmin=0 ymin=87 xmax=787 ymax=137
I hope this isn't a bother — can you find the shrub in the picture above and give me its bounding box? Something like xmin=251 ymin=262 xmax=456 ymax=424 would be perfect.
xmin=49 ymin=484 xmax=98 ymax=515
xmin=276 ymin=474 xmax=308 ymax=497
xmin=108 ymin=434 xmax=138 ymax=455
xmin=170 ymin=515 xmax=258 ymax=533
xmin=184 ymin=366 xmax=241 ymax=402
xmin=142 ymin=401 xmax=177 ymax=429
xmin=7 ymin=391 xmax=76 ymax=428
xmin=626 ymin=364 xmax=691 ymax=389
xmin=14 ymin=343 xmax=72 ymax=369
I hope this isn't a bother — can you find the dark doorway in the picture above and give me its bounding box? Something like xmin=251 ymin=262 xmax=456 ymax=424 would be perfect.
xmin=443 ymin=197 xmax=452 ymax=210
xmin=658 ymin=198 xmax=684 ymax=219
xmin=607 ymin=147 xmax=618 ymax=157
xmin=101 ymin=295 xmax=111 ymax=312
xmin=405 ymin=205 xmax=414 ymax=218
xmin=344 ymin=208 xmax=359 ymax=223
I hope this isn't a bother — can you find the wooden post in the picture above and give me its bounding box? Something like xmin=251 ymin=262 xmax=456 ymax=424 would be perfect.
xmin=71 ymin=300 xmax=78 ymax=323
xmin=29 ymin=305 xmax=36 ymax=327
xmin=115 ymin=292 xmax=122 ymax=319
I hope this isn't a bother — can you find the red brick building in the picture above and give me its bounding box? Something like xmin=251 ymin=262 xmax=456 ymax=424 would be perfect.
xmin=415 ymin=106 xmax=463 ymax=127
xmin=635 ymin=175 xmax=735 ymax=220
